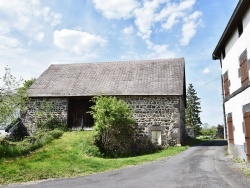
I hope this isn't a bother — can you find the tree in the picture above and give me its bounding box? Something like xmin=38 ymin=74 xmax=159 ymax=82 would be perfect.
xmin=185 ymin=83 xmax=202 ymax=136
xmin=0 ymin=66 xmax=35 ymax=125
xmin=17 ymin=78 xmax=36 ymax=112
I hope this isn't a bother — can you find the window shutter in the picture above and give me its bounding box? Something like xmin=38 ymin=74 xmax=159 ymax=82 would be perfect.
xmin=223 ymin=74 xmax=230 ymax=97
xmin=244 ymin=112 xmax=250 ymax=162
xmin=244 ymin=112 xmax=250 ymax=137
xmin=239 ymin=50 xmax=249 ymax=86
xmin=227 ymin=116 xmax=234 ymax=144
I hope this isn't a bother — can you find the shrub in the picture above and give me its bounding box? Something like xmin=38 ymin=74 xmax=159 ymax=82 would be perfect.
xmin=200 ymin=126 xmax=217 ymax=139
xmin=0 ymin=129 xmax=63 ymax=158
xmin=131 ymin=135 xmax=156 ymax=155
xmin=90 ymin=96 xmax=136 ymax=158
xmin=37 ymin=116 xmax=67 ymax=131
xmin=31 ymin=100 xmax=67 ymax=131
xmin=90 ymin=96 xmax=158 ymax=158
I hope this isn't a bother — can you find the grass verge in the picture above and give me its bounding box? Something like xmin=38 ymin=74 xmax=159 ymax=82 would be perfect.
xmin=0 ymin=129 xmax=63 ymax=158
xmin=0 ymin=132 xmax=202 ymax=185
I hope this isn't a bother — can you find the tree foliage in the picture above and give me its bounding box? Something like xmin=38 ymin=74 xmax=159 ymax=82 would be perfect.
xmin=0 ymin=67 xmax=35 ymax=125
xmin=90 ymin=96 xmax=136 ymax=157
xmin=200 ymin=126 xmax=217 ymax=138
xmin=185 ymin=83 xmax=202 ymax=136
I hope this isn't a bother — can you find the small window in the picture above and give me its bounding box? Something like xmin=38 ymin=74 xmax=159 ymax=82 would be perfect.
xmin=151 ymin=130 xmax=161 ymax=145
xmin=238 ymin=21 xmax=243 ymax=37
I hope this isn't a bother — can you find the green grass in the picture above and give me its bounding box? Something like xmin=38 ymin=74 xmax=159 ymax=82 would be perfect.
xmin=0 ymin=132 xmax=200 ymax=185
xmin=0 ymin=129 xmax=64 ymax=158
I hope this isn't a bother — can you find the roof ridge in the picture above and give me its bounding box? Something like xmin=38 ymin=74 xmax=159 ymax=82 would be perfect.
xmin=50 ymin=57 xmax=185 ymax=66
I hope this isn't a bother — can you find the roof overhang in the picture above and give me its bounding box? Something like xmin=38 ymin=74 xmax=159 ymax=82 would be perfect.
xmin=212 ymin=0 xmax=250 ymax=60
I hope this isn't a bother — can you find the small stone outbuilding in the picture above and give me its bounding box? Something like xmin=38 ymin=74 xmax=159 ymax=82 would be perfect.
xmin=25 ymin=58 xmax=186 ymax=146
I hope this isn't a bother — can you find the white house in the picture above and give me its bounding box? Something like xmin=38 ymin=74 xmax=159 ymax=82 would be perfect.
xmin=213 ymin=0 xmax=250 ymax=162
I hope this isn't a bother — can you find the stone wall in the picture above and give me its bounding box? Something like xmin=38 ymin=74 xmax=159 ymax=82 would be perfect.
xmin=117 ymin=96 xmax=183 ymax=146
xmin=23 ymin=96 xmax=185 ymax=146
xmin=22 ymin=98 xmax=68 ymax=133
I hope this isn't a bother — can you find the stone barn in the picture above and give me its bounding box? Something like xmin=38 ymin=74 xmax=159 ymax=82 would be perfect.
xmin=25 ymin=58 xmax=186 ymax=146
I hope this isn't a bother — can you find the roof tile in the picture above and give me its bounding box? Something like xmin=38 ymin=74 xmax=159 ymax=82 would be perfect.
xmin=28 ymin=58 xmax=185 ymax=97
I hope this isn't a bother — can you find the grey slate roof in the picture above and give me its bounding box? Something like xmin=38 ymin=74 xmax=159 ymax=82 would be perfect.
xmin=28 ymin=58 xmax=185 ymax=97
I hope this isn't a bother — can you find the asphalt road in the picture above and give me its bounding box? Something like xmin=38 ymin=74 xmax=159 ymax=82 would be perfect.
xmin=3 ymin=140 xmax=250 ymax=188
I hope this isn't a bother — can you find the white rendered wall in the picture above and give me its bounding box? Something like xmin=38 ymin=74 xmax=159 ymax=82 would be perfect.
xmin=224 ymin=88 xmax=250 ymax=145
xmin=222 ymin=5 xmax=250 ymax=146
xmin=225 ymin=29 xmax=238 ymax=55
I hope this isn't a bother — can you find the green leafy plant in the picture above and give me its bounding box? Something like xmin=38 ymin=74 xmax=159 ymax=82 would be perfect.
xmin=90 ymin=96 xmax=156 ymax=157
xmin=0 ymin=129 xmax=63 ymax=159
xmin=31 ymin=100 xmax=67 ymax=131
xmin=0 ymin=67 xmax=24 ymax=124
xmin=200 ymin=126 xmax=217 ymax=139
xmin=90 ymin=96 xmax=137 ymax=157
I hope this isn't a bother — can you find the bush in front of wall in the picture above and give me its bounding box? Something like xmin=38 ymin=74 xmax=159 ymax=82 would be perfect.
xmin=90 ymin=96 xmax=136 ymax=158
xmin=90 ymin=96 xmax=157 ymax=158
xmin=37 ymin=115 xmax=68 ymax=131
xmin=31 ymin=100 xmax=68 ymax=131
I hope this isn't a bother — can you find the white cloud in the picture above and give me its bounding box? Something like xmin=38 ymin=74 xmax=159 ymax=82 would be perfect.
xmin=155 ymin=0 xmax=196 ymax=30
xmin=92 ymin=0 xmax=202 ymax=53
xmin=134 ymin=0 xmax=165 ymax=40
xmin=145 ymin=39 xmax=175 ymax=58
xmin=42 ymin=6 xmax=62 ymax=26
xmin=92 ymin=0 xmax=140 ymax=19
xmin=53 ymin=29 xmax=108 ymax=54
xmin=203 ymin=67 xmax=210 ymax=74
xmin=180 ymin=22 xmax=196 ymax=46
xmin=35 ymin=32 xmax=44 ymax=42
xmin=133 ymin=0 xmax=200 ymax=41
xmin=180 ymin=11 xmax=202 ymax=46
xmin=0 ymin=36 xmax=22 ymax=49
xmin=0 ymin=0 xmax=61 ymax=34
xmin=123 ymin=26 xmax=134 ymax=35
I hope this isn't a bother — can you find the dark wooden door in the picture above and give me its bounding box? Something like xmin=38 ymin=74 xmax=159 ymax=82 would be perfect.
xmin=68 ymin=97 xmax=94 ymax=129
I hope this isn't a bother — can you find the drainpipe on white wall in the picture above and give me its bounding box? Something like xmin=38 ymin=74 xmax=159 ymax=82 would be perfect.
xmin=219 ymin=58 xmax=227 ymax=140
xmin=221 ymin=75 xmax=227 ymax=140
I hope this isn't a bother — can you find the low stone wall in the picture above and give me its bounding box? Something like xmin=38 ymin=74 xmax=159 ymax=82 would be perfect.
xmin=118 ymin=96 xmax=182 ymax=146
xmin=22 ymin=98 xmax=68 ymax=133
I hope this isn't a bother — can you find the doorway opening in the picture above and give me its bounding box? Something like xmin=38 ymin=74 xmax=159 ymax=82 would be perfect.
xmin=68 ymin=97 xmax=94 ymax=130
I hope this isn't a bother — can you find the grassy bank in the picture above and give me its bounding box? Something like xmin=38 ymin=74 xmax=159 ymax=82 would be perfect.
xmin=0 ymin=132 xmax=197 ymax=185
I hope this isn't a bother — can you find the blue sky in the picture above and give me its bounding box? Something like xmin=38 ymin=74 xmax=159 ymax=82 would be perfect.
xmin=0 ymin=0 xmax=238 ymax=126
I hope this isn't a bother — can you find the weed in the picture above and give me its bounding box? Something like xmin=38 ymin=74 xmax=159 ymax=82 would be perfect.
xmin=0 ymin=129 xmax=63 ymax=159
